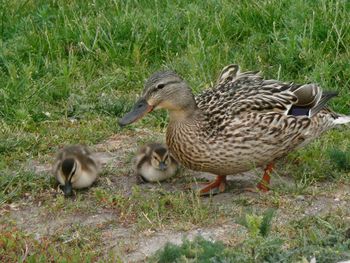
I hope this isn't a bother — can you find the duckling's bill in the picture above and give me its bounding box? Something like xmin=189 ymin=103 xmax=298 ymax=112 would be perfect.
xmin=60 ymin=182 xmax=73 ymax=197
xmin=159 ymin=161 xmax=167 ymax=171
xmin=119 ymin=98 xmax=153 ymax=126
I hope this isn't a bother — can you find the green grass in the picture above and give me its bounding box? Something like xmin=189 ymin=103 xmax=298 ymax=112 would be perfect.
xmin=0 ymin=223 xmax=119 ymax=262
xmin=1 ymin=0 xmax=350 ymax=261
xmin=329 ymin=148 xmax=350 ymax=172
xmin=94 ymin=186 xmax=218 ymax=230
xmin=151 ymin=212 xmax=350 ymax=263
xmin=1 ymin=0 xmax=349 ymax=168
xmin=0 ymin=169 xmax=53 ymax=206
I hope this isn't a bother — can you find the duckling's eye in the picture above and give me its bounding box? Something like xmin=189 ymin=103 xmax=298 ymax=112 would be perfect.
xmin=156 ymin=83 xmax=165 ymax=90
xmin=153 ymin=154 xmax=160 ymax=161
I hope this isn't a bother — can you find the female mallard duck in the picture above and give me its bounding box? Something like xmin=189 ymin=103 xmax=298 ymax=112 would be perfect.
xmin=53 ymin=145 xmax=100 ymax=196
xmin=135 ymin=143 xmax=178 ymax=183
xmin=119 ymin=65 xmax=350 ymax=194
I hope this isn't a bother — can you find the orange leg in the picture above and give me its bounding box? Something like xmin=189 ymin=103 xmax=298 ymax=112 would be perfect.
xmin=257 ymin=163 xmax=274 ymax=192
xmin=199 ymin=175 xmax=227 ymax=195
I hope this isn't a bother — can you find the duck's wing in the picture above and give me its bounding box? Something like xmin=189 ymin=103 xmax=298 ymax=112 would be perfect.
xmin=215 ymin=64 xmax=240 ymax=85
xmin=197 ymin=66 xmax=337 ymax=119
xmin=215 ymin=64 xmax=259 ymax=86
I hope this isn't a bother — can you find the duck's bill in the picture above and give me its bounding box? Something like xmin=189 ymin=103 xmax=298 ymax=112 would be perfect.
xmin=118 ymin=98 xmax=153 ymax=126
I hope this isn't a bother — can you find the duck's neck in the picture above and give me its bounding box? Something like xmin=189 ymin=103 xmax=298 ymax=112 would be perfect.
xmin=168 ymin=104 xmax=200 ymax=122
xmin=166 ymin=102 xmax=205 ymax=170
xmin=165 ymin=90 xmax=202 ymax=122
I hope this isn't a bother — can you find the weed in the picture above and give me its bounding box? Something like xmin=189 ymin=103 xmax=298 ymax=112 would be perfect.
xmin=151 ymin=237 xmax=229 ymax=263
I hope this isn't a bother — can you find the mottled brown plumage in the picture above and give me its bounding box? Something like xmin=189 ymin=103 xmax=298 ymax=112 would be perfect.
xmin=119 ymin=65 xmax=350 ymax=194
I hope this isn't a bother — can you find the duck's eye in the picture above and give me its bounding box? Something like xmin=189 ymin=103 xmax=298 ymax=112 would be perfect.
xmin=156 ymin=83 xmax=165 ymax=90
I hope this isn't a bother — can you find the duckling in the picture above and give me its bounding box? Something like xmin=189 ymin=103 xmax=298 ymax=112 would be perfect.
xmin=135 ymin=143 xmax=178 ymax=183
xmin=53 ymin=145 xmax=100 ymax=196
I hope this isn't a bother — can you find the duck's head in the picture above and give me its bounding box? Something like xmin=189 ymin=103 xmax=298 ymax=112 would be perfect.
xmin=119 ymin=71 xmax=196 ymax=126
xmin=150 ymin=146 xmax=171 ymax=171
xmin=59 ymin=158 xmax=77 ymax=196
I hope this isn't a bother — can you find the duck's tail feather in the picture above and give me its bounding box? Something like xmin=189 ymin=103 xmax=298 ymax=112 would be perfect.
xmin=334 ymin=115 xmax=350 ymax=125
xmin=310 ymin=91 xmax=338 ymax=117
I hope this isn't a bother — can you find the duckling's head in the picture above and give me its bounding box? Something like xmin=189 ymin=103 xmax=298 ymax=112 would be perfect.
xmin=119 ymin=71 xmax=196 ymax=126
xmin=59 ymin=158 xmax=77 ymax=196
xmin=150 ymin=146 xmax=171 ymax=171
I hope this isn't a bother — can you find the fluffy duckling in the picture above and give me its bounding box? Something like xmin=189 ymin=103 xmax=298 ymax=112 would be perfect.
xmin=135 ymin=143 xmax=178 ymax=183
xmin=53 ymin=145 xmax=100 ymax=196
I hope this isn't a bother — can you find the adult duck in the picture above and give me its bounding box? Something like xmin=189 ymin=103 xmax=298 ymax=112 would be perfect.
xmin=119 ymin=65 xmax=350 ymax=194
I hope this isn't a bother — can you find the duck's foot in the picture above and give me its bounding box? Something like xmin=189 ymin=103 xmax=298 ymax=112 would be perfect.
xmin=191 ymin=175 xmax=227 ymax=196
xmin=256 ymin=163 xmax=274 ymax=192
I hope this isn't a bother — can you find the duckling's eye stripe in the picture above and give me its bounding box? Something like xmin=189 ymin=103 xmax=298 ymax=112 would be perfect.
xmin=153 ymin=154 xmax=160 ymax=161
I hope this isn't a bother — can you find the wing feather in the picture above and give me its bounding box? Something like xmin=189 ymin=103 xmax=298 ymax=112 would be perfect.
xmin=197 ymin=65 xmax=336 ymax=121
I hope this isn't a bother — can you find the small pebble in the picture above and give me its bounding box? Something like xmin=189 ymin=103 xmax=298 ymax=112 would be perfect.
xmin=296 ymin=195 xmax=305 ymax=201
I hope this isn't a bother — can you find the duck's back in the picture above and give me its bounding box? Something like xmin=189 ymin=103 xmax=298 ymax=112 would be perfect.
xmin=168 ymin=67 xmax=341 ymax=175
